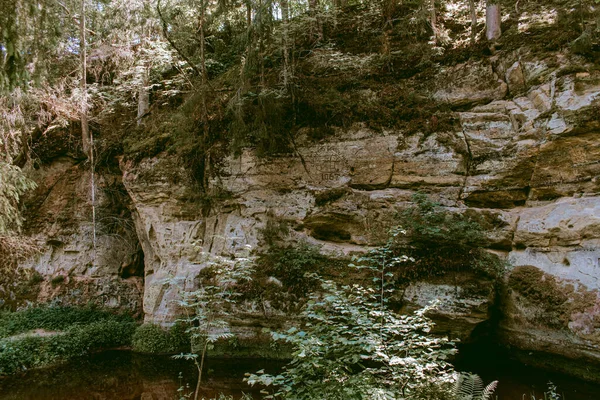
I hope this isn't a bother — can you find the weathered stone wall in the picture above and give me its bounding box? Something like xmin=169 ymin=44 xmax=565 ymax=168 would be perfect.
xmin=118 ymin=47 xmax=600 ymax=367
xmin=16 ymin=45 xmax=600 ymax=376
xmin=16 ymin=156 xmax=143 ymax=315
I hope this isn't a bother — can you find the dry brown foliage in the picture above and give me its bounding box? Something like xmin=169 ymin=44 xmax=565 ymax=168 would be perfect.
xmin=0 ymin=235 xmax=42 ymax=271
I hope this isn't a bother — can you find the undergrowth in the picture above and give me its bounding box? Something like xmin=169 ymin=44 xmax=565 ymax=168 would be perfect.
xmin=240 ymin=241 xmax=347 ymax=312
xmin=132 ymin=323 xmax=190 ymax=354
xmin=0 ymin=305 xmax=134 ymax=339
xmin=0 ymin=319 xmax=136 ymax=375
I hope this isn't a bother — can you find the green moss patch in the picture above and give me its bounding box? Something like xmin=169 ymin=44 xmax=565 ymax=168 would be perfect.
xmin=508 ymin=265 xmax=599 ymax=332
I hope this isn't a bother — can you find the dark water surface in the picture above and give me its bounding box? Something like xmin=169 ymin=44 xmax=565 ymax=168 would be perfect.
xmin=0 ymin=351 xmax=281 ymax=400
xmin=455 ymin=344 xmax=600 ymax=400
xmin=1 ymin=349 xmax=600 ymax=399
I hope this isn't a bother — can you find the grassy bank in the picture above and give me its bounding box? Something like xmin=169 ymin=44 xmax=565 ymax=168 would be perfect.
xmin=0 ymin=306 xmax=136 ymax=375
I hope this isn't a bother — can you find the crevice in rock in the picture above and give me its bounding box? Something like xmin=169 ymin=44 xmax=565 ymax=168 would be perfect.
xmin=118 ymin=246 xmax=145 ymax=279
xmin=457 ymin=122 xmax=473 ymax=203
xmin=509 ymin=214 xmax=521 ymax=250
xmin=311 ymin=225 xmax=351 ymax=242
xmin=208 ymin=215 xmax=220 ymax=253
xmin=524 ymin=133 xmax=544 ymax=204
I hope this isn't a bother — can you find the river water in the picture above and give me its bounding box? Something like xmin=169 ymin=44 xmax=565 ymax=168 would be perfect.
xmin=1 ymin=350 xmax=599 ymax=399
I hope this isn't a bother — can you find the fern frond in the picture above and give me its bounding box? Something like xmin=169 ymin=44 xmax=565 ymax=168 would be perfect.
xmin=454 ymin=373 xmax=497 ymax=400
xmin=455 ymin=373 xmax=475 ymax=400
xmin=481 ymin=380 xmax=498 ymax=400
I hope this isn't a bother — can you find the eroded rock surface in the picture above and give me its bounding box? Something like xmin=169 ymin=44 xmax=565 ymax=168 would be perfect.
xmin=16 ymin=46 xmax=600 ymax=378
xmin=16 ymin=157 xmax=143 ymax=315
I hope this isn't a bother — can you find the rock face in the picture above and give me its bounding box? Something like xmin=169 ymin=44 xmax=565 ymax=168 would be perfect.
xmin=16 ymin=46 xmax=600 ymax=378
xmin=16 ymin=156 xmax=143 ymax=315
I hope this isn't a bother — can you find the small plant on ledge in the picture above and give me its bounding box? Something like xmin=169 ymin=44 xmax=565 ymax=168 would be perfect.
xmin=396 ymin=193 xmax=506 ymax=282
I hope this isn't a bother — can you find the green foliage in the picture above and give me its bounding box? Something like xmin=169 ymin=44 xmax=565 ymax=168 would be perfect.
xmin=528 ymin=381 xmax=563 ymax=400
xmin=132 ymin=323 xmax=173 ymax=353
xmin=256 ymin=241 xmax=326 ymax=298
xmin=173 ymin=249 xmax=255 ymax=399
xmin=50 ymin=275 xmax=65 ymax=287
xmin=401 ymin=193 xmax=486 ymax=249
xmin=132 ymin=323 xmax=190 ymax=354
xmin=259 ymin=215 xmax=289 ymax=247
xmin=247 ymin=232 xmax=459 ymax=399
xmin=396 ymin=193 xmax=505 ymax=280
xmin=454 ymin=373 xmax=498 ymax=400
xmin=227 ymin=89 xmax=295 ymax=157
xmin=0 ymin=319 xmax=136 ymax=375
xmin=543 ymin=381 xmax=562 ymax=400
xmin=246 ymin=278 xmax=458 ymax=399
xmin=0 ymin=162 xmax=36 ymax=235
xmin=178 ymin=393 xmax=253 ymax=400
xmin=0 ymin=305 xmax=136 ymax=375
xmin=0 ymin=305 xmax=134 ymax=339
xmin=243 ymin=240 xmax=350 ymax=314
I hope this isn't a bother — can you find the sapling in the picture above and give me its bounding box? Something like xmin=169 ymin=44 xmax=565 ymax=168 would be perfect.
xmin=173 ymin=245 xmax=254 ymax=400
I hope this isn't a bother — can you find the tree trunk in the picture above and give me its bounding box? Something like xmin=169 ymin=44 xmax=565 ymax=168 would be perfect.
xmin=469 ymin=0 xmax=477 ymax=44
xmin=199 ymin=0 xmax=210 ymax=191
xmin=486 ymin=0 xmax=501 ymax=41
xmin=280 ymin=0 xmax=290 ymax=89
xmin=430 ymin=0 xmax=437 ymax=45
xmin=137 ymin=24 xmax=150 ymax=126
xmin=136 ymin=69 xmax=149 ymax=126
xmin=193 ymin=339 xmax=209 ymax=400
xmin=246 ymin=0 xmax=252 ymax=28
xmin=80 ymin=0 xmax=90 ymax=158
xmin=308 ymin=0 xmax=322 ymax=43
xmin=242 ymin=0 xmax=253 ymax=89
xmin=258 ymin=0 xmax=265 ymax=89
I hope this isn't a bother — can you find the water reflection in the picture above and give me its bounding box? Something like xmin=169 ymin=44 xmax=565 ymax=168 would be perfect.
xmin=455 ymin=343 xmax=600 ymax=400
xmin=0 ymin=351 xmax=276 ymax=400
xmin=1 ymin=348 xmax=600 ymax=399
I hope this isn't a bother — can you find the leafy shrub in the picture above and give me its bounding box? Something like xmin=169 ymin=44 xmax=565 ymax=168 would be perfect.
xmin=132 ymin=324 xmax=172 ymax=353
xmin=132 ymin=323 xmax=189 ymax=354
xmin=255 ymin=241 xmax=328 ymax=298
xmin=248 ymin=233 xmax=460 ymax=399
xmin=0 ymin=305 xmax=134 ymax=339
xmin=247 ymin=278 xmax=458 ymax=400
xmin=173 ymin=251 xmax=255 ymax=399
xmin=169 ymin=322 xmax=192 ymax=352
xmin=0 ymin=320 xmax=136 ymax=375
xmin=395 ymin=193 xmax=505 ymax=281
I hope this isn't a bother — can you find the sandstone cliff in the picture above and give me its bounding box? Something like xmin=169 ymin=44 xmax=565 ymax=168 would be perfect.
xmin=13 ymin=32 xmax=600 ymax=380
